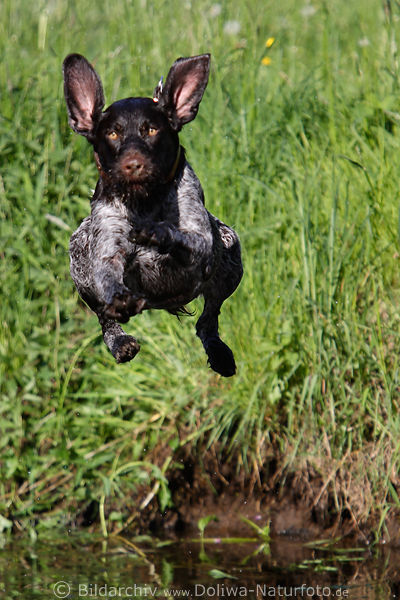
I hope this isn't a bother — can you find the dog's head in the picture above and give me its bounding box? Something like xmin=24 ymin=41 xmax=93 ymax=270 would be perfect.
xmin=63 ymin=53 xmax=210 ymax=190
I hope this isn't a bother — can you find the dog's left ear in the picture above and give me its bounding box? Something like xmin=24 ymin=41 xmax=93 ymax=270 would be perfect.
xmin=154 ymin=54 xmax=210 ymax=131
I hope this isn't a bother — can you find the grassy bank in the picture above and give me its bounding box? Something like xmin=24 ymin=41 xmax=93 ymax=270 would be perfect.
xmin=1 ymin=0 xmax=400 ymax=540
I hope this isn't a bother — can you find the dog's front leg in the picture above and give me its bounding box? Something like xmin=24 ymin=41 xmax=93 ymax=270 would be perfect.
xmin=93 ymin=252 xmax=147 ymax=322
xmin=131 ymin=221 xmax=212 ymax=271
xmin=91 ymin=206 xmax=145 ymax=323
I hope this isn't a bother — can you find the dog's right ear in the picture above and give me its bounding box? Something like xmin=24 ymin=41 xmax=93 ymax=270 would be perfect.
xmin=63 ymin=54 xmax=105 ymax=139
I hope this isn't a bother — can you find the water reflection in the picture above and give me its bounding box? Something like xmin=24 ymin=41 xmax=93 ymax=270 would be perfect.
xmin=0 ymin=534 xmax=399 ymax=599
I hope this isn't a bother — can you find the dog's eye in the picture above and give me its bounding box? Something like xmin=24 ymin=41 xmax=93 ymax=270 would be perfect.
xmin=148 ymin=127 xmax=158 ymax=137
xmin=107 ymin=131 xmax=119 ymax=140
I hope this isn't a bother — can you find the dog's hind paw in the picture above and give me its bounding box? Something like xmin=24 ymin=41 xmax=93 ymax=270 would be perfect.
xmin=111 ymin=334 xmax=140 ymax=363
xmin=205 ymin=337 xmax=236 ymax=377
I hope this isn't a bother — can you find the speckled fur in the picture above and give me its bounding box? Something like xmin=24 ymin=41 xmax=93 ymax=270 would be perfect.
xmin=64 ymin=53 xmax=242 ymax=376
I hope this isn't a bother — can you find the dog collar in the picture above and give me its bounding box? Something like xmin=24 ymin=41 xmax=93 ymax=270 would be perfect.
xmin=165 ymin=145 xmax=182 ymax=182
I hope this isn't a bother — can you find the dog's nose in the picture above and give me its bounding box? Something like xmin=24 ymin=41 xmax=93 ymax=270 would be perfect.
xmin=121 ymin=155 xmax=145 ymax=177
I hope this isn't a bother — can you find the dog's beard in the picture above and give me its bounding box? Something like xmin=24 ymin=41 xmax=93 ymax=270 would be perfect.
xmin=110 ymin=176 xmax=168 ymax=207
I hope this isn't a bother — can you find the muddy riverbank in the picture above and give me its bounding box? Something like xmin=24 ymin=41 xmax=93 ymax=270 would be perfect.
xmin=100 ymin=444 xmax=400 ymax=546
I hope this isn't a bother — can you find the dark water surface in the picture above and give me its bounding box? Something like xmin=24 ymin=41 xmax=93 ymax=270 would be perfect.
xmin=1 ymin=534 xmax=400 ymax=599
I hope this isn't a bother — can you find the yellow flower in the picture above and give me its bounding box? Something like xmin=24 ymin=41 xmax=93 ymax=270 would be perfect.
xmin=261 ymin=56 xmax=272 ymax=66
xmin=265 ymin=37 xmax=275 ymax=48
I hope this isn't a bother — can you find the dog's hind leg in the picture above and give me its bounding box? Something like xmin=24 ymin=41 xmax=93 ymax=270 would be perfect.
xmin=98 ymin=314 xmax=140 ymax=364
xmin=196 ymin=297 xmax=236 ymax=376
xmin=196 ymin=220 xmax=243 ymax=377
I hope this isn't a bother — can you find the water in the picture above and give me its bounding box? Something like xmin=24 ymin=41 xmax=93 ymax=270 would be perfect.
xmin=0 ymin=534 xmax=399 ymax=599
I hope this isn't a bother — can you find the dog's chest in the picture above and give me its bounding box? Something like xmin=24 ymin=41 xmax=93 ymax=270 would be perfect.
xmin=90 ymin=168 xmax=210 ymax=303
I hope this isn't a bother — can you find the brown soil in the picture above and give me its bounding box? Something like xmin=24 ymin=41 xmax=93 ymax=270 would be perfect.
xmin=131 ymin=443 xmax=400 ymax=546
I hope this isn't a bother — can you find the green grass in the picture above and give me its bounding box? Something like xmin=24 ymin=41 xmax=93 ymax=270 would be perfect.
xmin=1 ymin=0 xmax=400 ymax=538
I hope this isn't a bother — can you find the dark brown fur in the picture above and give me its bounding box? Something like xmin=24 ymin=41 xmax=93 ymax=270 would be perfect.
xmin=63 ymin=53 xmax=242 ymax=376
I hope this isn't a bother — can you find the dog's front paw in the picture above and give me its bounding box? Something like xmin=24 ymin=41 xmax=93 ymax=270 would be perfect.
xmin=111 ymin=334 xmax=140 ymax=363
xmin=102 ymin=282 xmax=130 ymax=306
xmin=102 ymin=282 xmax=130 ymax=322
xmin=131 ymin=222 xmax=172 ymax=253
xmin=104 ymin=298 xmax=130 ymax=323
xmin=105 ymin=290 xmax=147 ymax=323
